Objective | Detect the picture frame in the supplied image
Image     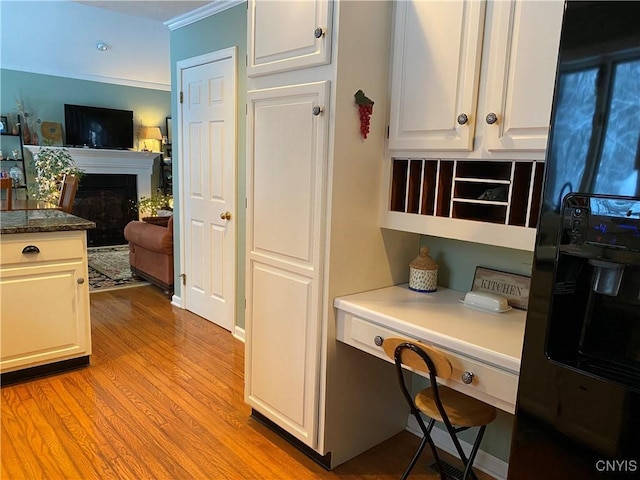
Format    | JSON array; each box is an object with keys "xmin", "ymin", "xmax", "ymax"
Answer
[
  {"xmin": 471, "ymin": 266, "xmax": 531, "ymax": 310},
  {"xmin": 0, "ymin": 116, "xmax": 7, "ymax": 133},
  {"xmin": 166, "ymin": 117, "xmax": 172, "ymax": 144}
]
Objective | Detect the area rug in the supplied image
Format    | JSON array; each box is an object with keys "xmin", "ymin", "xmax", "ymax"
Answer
[{"xmin": 87, "ymin": 245, "xmax": 149, "ymax": 292}]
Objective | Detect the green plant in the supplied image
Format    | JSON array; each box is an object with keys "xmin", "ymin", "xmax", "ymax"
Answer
[
  {"xmin": 28, "ymin": 147, "xmax": 83, "ymax": 203},
  {"xmin": 136, "ymin": 192, "xmax": 173, "ymax": 218}
]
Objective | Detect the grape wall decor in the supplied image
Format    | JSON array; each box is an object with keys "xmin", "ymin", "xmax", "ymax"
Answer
[{"xmin": 354, "ymin": 90, "xmax": 374, "ymax": 139}]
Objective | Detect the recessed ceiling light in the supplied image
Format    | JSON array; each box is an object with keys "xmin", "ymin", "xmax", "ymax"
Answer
[{"xmin": 96, "ymin": 41, "xmax": 110, "ymax": 52}]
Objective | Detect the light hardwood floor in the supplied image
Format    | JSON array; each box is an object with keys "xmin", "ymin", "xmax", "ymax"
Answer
[{"xmin": 1, "ymin": 285, "xmax": 495, "ymax": 479}]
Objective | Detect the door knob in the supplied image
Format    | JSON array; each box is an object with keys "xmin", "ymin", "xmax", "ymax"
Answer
[{"xmin": 220, "ymin": 211, "xmax": 231, "ymax": 220}]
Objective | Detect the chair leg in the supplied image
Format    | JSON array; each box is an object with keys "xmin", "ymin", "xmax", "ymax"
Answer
[
  {"xmin": 461, "ymin": 425, "xmax": 487, "ymax": 480},
  {"xmin": 402, "ymin": 414, "xmax": 446, "ymax": 480}
]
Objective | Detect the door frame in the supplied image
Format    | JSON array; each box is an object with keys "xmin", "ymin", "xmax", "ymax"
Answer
[{"xmin": 175, "ymin": 47, "xmax": 237, "ymax": 329}]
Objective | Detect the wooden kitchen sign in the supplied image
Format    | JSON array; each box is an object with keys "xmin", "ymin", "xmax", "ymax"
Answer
[{"xmin": 471, "ymin": 267, "xmax": 531, "ymax": 310}]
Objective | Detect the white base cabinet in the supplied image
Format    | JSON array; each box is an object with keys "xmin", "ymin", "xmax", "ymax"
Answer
[{"xmin": 1, "ymin": 230, "xmax": 92, "ymax": 374}]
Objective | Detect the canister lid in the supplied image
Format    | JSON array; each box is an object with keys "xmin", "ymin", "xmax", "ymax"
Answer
[{"xmin": 410, "ymin": 247, "xmax": 438, "ymax": 270}]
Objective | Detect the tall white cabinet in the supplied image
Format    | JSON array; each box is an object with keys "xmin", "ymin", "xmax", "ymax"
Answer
[{"xmin": 245, "ymin": 0, "xmax": 419, "ymax": 468}]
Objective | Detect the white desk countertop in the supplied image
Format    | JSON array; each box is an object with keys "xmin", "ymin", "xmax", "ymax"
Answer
[{"xmin": 334, "ymin": 284, "xmax": 526, "ymax": 374}]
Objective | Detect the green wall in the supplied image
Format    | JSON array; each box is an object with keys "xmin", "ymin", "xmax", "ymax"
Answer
[
  {"xmin": 0, "ymin": 69, "xmax": 170, "ymax": 140},
  {"xmin": 169, "ymin": 4, "xmax": 247, "ymax": 329}
]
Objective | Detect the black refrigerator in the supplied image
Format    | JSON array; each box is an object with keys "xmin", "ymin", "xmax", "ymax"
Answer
[{"xmin": 507, "ymin": 2, "xmax": 640, "ymax": 479}]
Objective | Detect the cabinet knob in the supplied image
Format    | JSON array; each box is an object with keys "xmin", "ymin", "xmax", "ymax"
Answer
[
  {"xmin": 220, "ymin": 211, "xmax": 231, "ymax": 220},
  {"xmin": 314, "ymin": 27, "xmax": 325, "ymax": 39},
  {"xmin": 77, "ymin": 278, "xmax": 85, "ymax": 285},
  {"xmin": 374, "ymin": 335, "xmax": 384, "ymax": 347},
  {"xmin": 312, "ymin": 106, "xmax": 324, "ymax": 116},
  {"xmin": 457, "ymin": 113, "xmax": 469, "ymax": 125},
  {"xmin": 461, "ymin": 371, "xmax": 474, "ymax": 384},
  {"xmin": 21, "ymin": 245, "xmax": 40, "ymax": 254},
  {"xmin": 485, "ymin": 112, "xmax": 498, "ymax": 125}
]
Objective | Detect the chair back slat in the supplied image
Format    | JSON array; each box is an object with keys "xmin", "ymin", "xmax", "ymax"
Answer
[
  {"xmin": 58, "ymin": 174, "xmax": 79, "ymax": 213},
  {"xmin": 383, "ymin": 337, "xmax": 453, "ymax": 379},
  {"xmin": 0, "ymin": 178, "xmax": 13, "ymax": 211}
]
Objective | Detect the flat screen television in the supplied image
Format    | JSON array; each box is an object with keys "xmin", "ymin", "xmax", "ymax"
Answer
[{"xmin": 64, "ymin": 104, "xmax": 134, "ymax": 149}]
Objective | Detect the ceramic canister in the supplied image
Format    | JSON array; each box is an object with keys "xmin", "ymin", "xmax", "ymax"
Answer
[{"xmin": 409, "ymin": 246, "xmax": 438, "ymax": 292}]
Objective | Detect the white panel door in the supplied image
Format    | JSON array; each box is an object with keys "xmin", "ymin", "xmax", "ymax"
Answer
[
  {"xmin": 388, "ymin": 0, "xmax": 485, "ymax": 151},
  {"xmin": 180, "ymin": 49, "xmax": 236, "ymax": 331},
  {"xmin": 482, "ymin": 0, "xmax": 564, "ymax": 153},
  {"xmin": 245, "ymin": 81, "xmax": 329, "ymax": 448},
  {"xmin": 247, "ymin": 0, "xmax": 332, "ymax": 77}
]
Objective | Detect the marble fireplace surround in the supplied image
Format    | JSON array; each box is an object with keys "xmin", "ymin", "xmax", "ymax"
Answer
[{"xmin": 24, "ymin": 146, "xmax": 155, "ymax": 205}]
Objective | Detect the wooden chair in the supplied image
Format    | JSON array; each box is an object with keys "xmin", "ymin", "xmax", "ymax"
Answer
[
  {"xmin": 58, "ymin": 174, "xmax": 79, "ymax": 213},
  {"xmin": 1, "ymin": 177, "xmax": 13, "ymax": 211},
  {"xmin": 383, "ymin": 338, "xmax": 497, "ymax": 480}
]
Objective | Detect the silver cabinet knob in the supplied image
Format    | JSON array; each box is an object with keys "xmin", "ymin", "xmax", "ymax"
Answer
[
  {"xmin": 457, "ymin": 113, "xmax": 469, "ymax": 125},
  {"xmin": 486, "ymin": 112, "xmax": 498, "ymax": 125},
  {"xmin": 77, "ymin": 278, "xmax": 85, "ymax": 285},
  {"xmin": 374, "ymin": 335, "xmax": 384, "ymax": 347},
  {"xmin": 461, "ymin": 371, "xmax": 474, "ymax": 384},
  {"xmin": 312, "ymin": 106, "xmax": 324, "ymax": 116},
  {"xmin": 314, "ymin": 27, "xmax": 325, "ymax": 39}
]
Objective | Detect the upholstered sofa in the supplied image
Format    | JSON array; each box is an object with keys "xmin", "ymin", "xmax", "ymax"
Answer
[{"xmin": 123, "ymin": 216, "xmax": 174, "ymax": 295}]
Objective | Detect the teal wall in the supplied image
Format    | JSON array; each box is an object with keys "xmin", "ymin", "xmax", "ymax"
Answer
[
  {"xmin": 0, "ymin": 69, "xmax": 170, "ymax": 188},
  {"xmin": 169, "ymin": 4, "xmax": 247, "ymax": 329},
  {"xmin": 0, "ymin": 69, "xmax": 170, "ymax": 141},
  {"xmin": 415, "ymin": 235, "xmax": 533, "ymax": 463}
]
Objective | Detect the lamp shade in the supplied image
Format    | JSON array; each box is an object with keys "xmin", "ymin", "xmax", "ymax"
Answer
[{"xmin": 140, "ymin": 126, "xmax": 163, "ymax": 141}]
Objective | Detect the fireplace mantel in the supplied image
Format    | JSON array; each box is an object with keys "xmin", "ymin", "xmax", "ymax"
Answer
[{"xmin": 24, "ymin": 146, "xmax": 156, "ymax": 202}]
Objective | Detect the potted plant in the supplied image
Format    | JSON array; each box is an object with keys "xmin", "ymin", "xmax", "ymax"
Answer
[
  {"xmin": 136, "ymin": 192, "xmax": 173, "ymax": 223},
  {"xmin": 28, "ymin": 147, "xmax": 83, "ymax": 203}
]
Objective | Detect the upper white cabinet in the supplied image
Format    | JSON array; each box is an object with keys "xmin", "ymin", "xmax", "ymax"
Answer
[
  {"xmin": 247, "ymin": 0, "xmax": 333, "ymax": 77},
  {"xmin": 388, "ymin": 0, "xmax": 485, "ymax": 151},
  {"xmin": 388, "ymin": 0, "xmax": 564, "ymax": 158},
  {"xmin": 482, "ymin": 0, "xmax": 565, "ymax": 153}
]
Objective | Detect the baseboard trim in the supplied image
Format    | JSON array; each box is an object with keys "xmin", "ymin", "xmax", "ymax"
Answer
[
  {"xmin": 406, "ymin": 415, "xmax": 508, "ymax": 480},
  {"xmin": 233, "ymin": 326, "xmax": 245, "ymax": 343},
  {"xmin": 171, "ymin": 294, "xmax": 182, "ymax": 308}
]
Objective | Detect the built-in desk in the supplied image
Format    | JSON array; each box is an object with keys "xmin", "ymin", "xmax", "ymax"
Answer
[{"xmin": 334, "ymin": 284, "xmax": 526, "ymax": 414}]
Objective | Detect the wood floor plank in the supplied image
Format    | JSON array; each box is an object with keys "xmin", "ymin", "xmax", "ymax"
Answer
[{"xmin": 1, "ymin": 285, "xmax": 495, "ymax": 480}]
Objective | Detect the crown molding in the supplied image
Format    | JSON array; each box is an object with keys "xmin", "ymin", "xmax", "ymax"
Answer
[
  {"xmin": 166, "ymin": 0, "xmax": 246, "ymax": 30},
  {"xmin": 1, "ymin": 64, "xmax": 171, "ymax": 92}
]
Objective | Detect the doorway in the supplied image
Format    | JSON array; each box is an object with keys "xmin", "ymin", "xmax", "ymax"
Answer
[{"xmin": 177, "ymin": 47, "xmax": 237, "ymax": 331}]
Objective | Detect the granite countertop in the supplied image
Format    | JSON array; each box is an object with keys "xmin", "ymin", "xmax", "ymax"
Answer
[{"xmin": 0, "ymin": 210, "xmax": 96, "ymax": 234}]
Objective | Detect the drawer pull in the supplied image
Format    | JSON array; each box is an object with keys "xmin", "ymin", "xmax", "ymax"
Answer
[
  {"xmin": 374, "ymin": 335, "xmax": 384, "ymax": 347},
  {"xmin": 77, "ymin": 278, "xmax": 85, "ymax": 285},
  {"xmin": 21, "ymin": 245, "xmax": 40, "ymax": 254},
  {"xmin": 461, "ymin": 371, "xmax": 474, "ymax": 384}
]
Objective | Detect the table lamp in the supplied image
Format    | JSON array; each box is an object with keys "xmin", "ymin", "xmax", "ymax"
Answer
[{"xmin": 139, "ymin": 126, "xmax": 163, "ymax": 152}]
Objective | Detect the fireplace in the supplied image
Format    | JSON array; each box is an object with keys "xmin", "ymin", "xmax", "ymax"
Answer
[
  {"xmin": 73, "ymin": 174, "xmax": 137, "ymax": 246},
  {"xmin": 24, "ymin": 146, "xmax": 156, "ymax": 246}
]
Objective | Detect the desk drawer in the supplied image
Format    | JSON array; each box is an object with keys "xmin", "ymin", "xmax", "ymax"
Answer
[
  {"xmin": 336, "ymin": 311, "xmax": 518, "ymax": 414},
  {"xmin": 0, "ymin": 231, "xmax": 85, "ymax": 265}
]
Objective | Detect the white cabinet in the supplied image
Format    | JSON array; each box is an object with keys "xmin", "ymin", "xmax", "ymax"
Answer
[
  {"xmin": 482, "ymin": 0, "xmax": 565, "ymax": 153},
  {"xmin": 0, "ymin": 231, "xmax": 92, "ymax": 374},
  {"xmin": 245, "ymin": 81, "xmax": 329, "ymax": 447},
  {"xmin": 245, "ymin": 0, "xmax": 420, "ymax": 469},
  {"xmin": 388, "ymin": 0, "xmax": 563, "ymax": 158},
  {"xmin": 247, "ymin": 0, "xmax": 333, "ymax": 77},
  {"xmin": 388, "ymin": 0, "xmax": 485, "ymax": 151}
]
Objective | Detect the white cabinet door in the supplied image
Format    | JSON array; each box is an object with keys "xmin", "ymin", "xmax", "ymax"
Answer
[
  {"xmin": 247, "ymin": 0, "xmax": 332, "ymax": 77},
  {"xmin": 482, "ymin": 0, "xmax": 564, "ymax": 153},
  {"xmin": 388, "ymin": 0, "xmax": 486, "ymax": 151},
  {"xmin": 245, "ymin": 81, "xmax": 329, "ymax": 448},
  {"xmin": 0, "ymin": 232, "xmax": 91, "ymax": 373}
]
